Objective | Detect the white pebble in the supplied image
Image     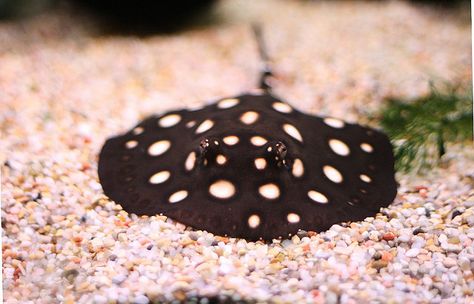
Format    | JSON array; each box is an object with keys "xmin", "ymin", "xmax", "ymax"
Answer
[
  {"xmin": 133, "ymin": 295, "xmax": 150, "ymax": 304},
  {"xmin": 405, "ymin": 248, "xmax": 420, "ymax": 257}
]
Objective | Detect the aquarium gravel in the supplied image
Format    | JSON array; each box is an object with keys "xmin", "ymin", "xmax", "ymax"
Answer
[{"xmin": 1, "ymin": 0, "xmax": 472, "ymax": 303}]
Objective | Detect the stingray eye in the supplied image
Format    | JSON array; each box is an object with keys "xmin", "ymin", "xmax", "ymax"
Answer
[
  {"xmin": 99, "ymin": 94, "xmax": 397, "ymax": 242},
  {"xmin": 265, "ymin": 141, "xmax": 290, "ymax": 169}
]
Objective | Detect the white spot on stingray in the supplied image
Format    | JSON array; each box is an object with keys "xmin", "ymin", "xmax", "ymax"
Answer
[
  {"xmin": 223, "ymin": 135, "xmax": 239, "ymax": 146},
  {"xmin": 328, "ymin": 139, "xmax": 350, "ymax": 156},
  {"xmin": 186, "ymin": 120, "xmax": 196, "ymax": 128},
  {"xmin": 248, "ymin": 214, "xmax": 260, "ymax": 228},
  {"xmin": 272, "ymin": 102, "xmax": 293, "ymax": 113},
  {"xmin": 125, "ymin": 140, "xmax": 138, "ymax": 149},
  {"xmin": 308, "ymin": 190, "xmax": 329, "ymax": 204},
  {"xmin": 132, "ymin": 127, "xmax": 144, "ymax": 135},
  {"xmin": 360, "ymin": 174, "xmax": 372, "ymax": 183},
  {"xmin": 216, "ymin": 154, "xmax": 227, "ymax": 165},
  {"xmin": 287, "ymin": 213, "xmax": 300, "ymax": 223},
  {"xmin": 323, "ymin": 165, "xmax": 343, "ymax": 183},
  {"xmin": 209, "ymin": 180, "xmax": 235, "ymax": 199},
  {"xmin": 149, "ymin": 171, "xmax": 170, "ymax": 184},
  {"xmin": 254, "ymin": 158, "xmax": 267, "ymax": 170},
  {"xmin": 185, "ymin": 151, "xmax": 196, "ymax": 171},
  {"xmin": 250, "ymin": 136, "xmax": 267, "ymax": 146},
  {"xmin": 259, "ymin": 183, "xmax": 280, "ymax": 199},
  {"xmin": 159, "ymin": 114, "xmax": 181, "ymax": 128},
  {"xmin": 195, "ymin": 119, "xmax": 214, "ymax": 134},
  {"xmin": 240, "ymin": 111, "xmax": 259, "ymax": 125},
  {"xmin": 217, "ymin": 98, "xmax": 239, "ymax": 109},
  {"xmin": 292, "ymin": 158, "xmax": 304, "ymax": 177},
  {"xmin": 283, "ymin": 124, "xmax": 303, "ymax": 142},
  {"xmin": 324, "ymin": 118, "xmax": 345, "ymax": 129},
  {"xmin": 148, "ymin": 140, "xmax": 171, "ymax": 156},
  {"xmin": 168, "ymin": 190, "xmax": 188, "ymax": 203},
  {"xmin": 360, "ymin": 143, "xmax": 374, "ymax": 153}
]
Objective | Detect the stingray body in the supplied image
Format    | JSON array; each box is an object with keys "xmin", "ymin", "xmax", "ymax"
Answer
[
  {"xmin": 98, "ymin": 26, "xmax": 397, "ymax": 241},
  {"xmin": 99, "ymin": 93, "xmax": 397, "ymax": 241}
]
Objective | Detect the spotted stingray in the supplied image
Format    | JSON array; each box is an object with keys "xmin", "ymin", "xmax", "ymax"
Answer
[{"xmin": 98, "ymin": 27, "xmax": 397, "ymax": 241}]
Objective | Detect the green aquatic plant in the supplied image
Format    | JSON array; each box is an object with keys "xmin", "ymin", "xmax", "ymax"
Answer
[{"xmin": 379, "ymin": 85, "xmax": 473, "ymax": 173}]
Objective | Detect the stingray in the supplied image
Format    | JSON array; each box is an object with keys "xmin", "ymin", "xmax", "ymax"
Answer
[{"xmin": 98, "ymin": 26, "xmax": 397, "ymax": 241}]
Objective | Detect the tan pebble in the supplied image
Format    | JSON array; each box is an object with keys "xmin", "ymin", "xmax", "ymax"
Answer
[
  {"xmin": 103, "ymin": 237, "xmax": 115, "ymax": 247},
  {"xmin": 156, "ymin": 238, "xmax": 171, "ymax": 247},
  {"xmin": 215, "ymin": 236, "xmax": 229, "ymax": 243},
  {"xmin": 195, "ymin": 262, "xmax": 211, "ymax": 272},
  {"xmin": 36, "ymin": 251, "xmax": 45, "ymax": 260},
  {"xmin": 46, "ymin": 264, "xmax": 55, "ymax": 273},
  {"xmin": 124, "ymin": 261, "xmax": 134, "ymax": 270},
  {"xmin": 64, "ymin": 298, "xmax": 75, "ymax": 304},
  {"xmin": 292, "ymin": 235, "xmax": 301, "ymax": 244},
  {"xmin": 181, "ymin": 239, "xmax": 194, "ymax": 247},
  {"xmin": 117, "ymin": 233, "xmax": 128, "ymax": 242},
  {"xmin": 448, "ymin": 237, "xmax": 460, "ymax": 244},
  {"xmin": 271, "ymin": 253, "xmax": 286, "ymax": 263},
  {"xmin": 172, "ymin": 290, "xmax": 187, "ymax": 301},
  {"xmin": 3, "ymin": 249, "xmax": 18, "ymax": 259},
  {"xmin": 269, "ymin": 263, "xmax": 284, "ymax": 272},
  {"xmin": 371, "ymin": 260, "xmax": 388, "ymax": 271},
  {"xmin": 459, "ymin": 257, "xmax": 471, "ymax": 271}
]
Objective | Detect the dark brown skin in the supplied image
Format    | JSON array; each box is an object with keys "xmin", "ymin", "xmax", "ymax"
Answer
[{"xmin": 98, "ymin": 93, "xmax": 397, "ymax": 241}]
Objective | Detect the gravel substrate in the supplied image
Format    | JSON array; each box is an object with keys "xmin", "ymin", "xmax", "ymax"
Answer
[{"xmin": 1, "ymin": 0, "xmax": 473, "ymax": 303}]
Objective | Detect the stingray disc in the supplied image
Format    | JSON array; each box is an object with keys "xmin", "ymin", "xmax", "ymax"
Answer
[{"xmin": 98, "ymin": 93, "xmax": 397, "ymax": 241}]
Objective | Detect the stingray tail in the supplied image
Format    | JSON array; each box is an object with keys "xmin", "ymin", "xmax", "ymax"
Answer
[{"xmin": 252, "ymin": 24, "xmax": 273, "ymax": 93}]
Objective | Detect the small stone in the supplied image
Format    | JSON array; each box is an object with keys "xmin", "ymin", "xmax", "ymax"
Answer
[
  {"xmin": 112, "ymin": 274, "xmax": 127, "ymax": 285},
  {"xmin": 413, "ymin": 228, "xmax": 425, "ymax": 235},
  {"xmin": 93, "ymin": 295, "xmax": 108, "ymax": 304},
  {"xmin": 189, "ymin": 232, "xmax": 199, "ymax": 241},
  {"xmin": 382, "ymin": 232, "xmax": 395, "ymax": 241},
  {"xmin": 459, "ymin": 257, "xmax": 471, "ymax": 271},
  {"xmin": 398, "ymin": 233, "xmax": 411, "ymax": 243},
  {"xmin": 62, "ymin": 269, "xmax": 79, "ymax": 282},
  {"xmin": 371, "ymin": 260, "xmax": 388, "ymax": 271},
  {"xmin": 381, "ymin": 251, "xmax": 393, "ymax": 262},
  {"xmin": 133, "ymin": 295, "xmax": 150, "ymax": 304},
  {"xmin": 443, "ymin": 257, "xmax": 457, "ymax": 268},
  {"xmin": 369, "ymin": 231, "xmax": 379, "ymax": 241},
  {"xmin": 405, "ymin": 248, "xmax": 420, "ymax": 257},
  {"xmin": 296, "ymin": 230, "xmax": 308, "ymax": 238},
  {"xmin": 448, "ymin": 237, "xmax": 460, "ymax": 244},
  {"xmin": 373, "ymin": 252, "xmax": 382, "ymax": 260},
  {"xmin": 451, "ymin": 209, "xmax": 463, "ymax": 219}
]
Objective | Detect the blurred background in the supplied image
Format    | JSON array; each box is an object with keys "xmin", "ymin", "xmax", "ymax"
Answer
[
  {"xmin": 0, "ymin": 0, "xmax": 470, "ymax": 32},
  {"xmin": 0, "ymin": 0, "xmax": 471, "ymax": 127}
]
